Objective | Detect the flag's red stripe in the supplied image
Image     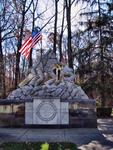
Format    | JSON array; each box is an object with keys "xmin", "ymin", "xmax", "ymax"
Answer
[
  {"xmin": 24, "ymin": 50, "xmax": 30, "ymax": 60},
  {"xmin": 19, "ymin": 37, "xmax": 32, "ymax": 52},
  {"xmin": 32, "ymin": 36, "xmax": 42, "ymax": 47},
  {"xmin": 32, "ymin": 33, "xmax": 41, "ymax": 43},
  {"xmin": 22, "ymin": 47, "xmax": 31, "ymax": 60},
  {"xmin": 32, "ymin": 34, "xmax": 42, "ymax": 47},
  {"xmin": 19, "ymin": 31, "xmax": 42, "ymax": 60},
  {"xmin": 21, "ymin": 46, "xmax": 31, "ymax": 55},
  {"xmin": 21, "ymin": 41, "xmax": 32, "ymax": 54},
  {"xmin": 33, "ymin": 34, "xmax": 42, "ymax": 43}
]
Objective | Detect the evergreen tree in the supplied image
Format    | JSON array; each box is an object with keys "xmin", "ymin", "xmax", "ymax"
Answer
[{"xmin": 78, "ymin": 0, "xmax": 113, "ymax": 106}]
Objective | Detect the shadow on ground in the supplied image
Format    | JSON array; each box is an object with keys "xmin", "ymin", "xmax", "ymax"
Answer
[{"xmin": 78, "ymin": 118, "xmax": 113, "ymax": 150}]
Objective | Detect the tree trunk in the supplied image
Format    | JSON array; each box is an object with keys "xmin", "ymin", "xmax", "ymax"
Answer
[
  {"xmin": 29, "ymin": 3, "xmax": 35, "ymax": 68},
  {"xmin": 53, "ymin": 0, "xmax": 58, "ymax": 55},
  {"xmin": 98, "ymin": 0, "xmax": 105, "ymax": 107},
  {"xmin": 15, "ymin": 4, "xmax": 26, "ymax": 88},
  {"xmin": 29, "ymin": 49, "xmax": 33, "ymax": 68},
  {"xmin": 59, "ymin": 0, "xmax": 65, "ymax": 62},
  {"xmin": 65, "ymin": 0, "xmax": 73, "ymax": 69},
  {"xmin": 0, "ymin": 27, "xmax": 6, "ymax": 98}
]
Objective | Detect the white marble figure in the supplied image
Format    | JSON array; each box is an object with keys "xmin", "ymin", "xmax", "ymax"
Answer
[
  {"xmin": 19, "ymin": 49, "xmax": 76, "ymax": 87},
  {"xmin": 19, "ymin": 50, "xmax": 58, "ymax": 87}
]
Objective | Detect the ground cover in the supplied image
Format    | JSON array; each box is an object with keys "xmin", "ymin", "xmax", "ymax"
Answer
[{"xmin": 0, "ymin": 142, "xmax": 77, "ymax": 150}]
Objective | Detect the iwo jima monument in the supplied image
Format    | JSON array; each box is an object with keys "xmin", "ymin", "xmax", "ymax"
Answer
[{"xmin": 7, "ymin": 49, "xmax": 97, "ymax": 127}]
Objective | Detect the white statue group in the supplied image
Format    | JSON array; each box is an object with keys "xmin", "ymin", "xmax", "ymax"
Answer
[{"xmin": 19, "ymin": 49, "xmax": 75, "ymax": 87}]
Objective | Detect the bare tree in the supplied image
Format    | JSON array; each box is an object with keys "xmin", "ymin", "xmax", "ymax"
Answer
[
  {"xmin": 28, "ymin": 0, "xmax": 39, "ymax": 68},
  {"xmin": 53, "ymin": 0, "xmax": 59, "ymax": 55},
  {"xmin": 13, "ymin": 0, "xmax": 33, "ymax": 88},
  {"xmin": 0, "ymin": 0, "xmax": 15, "ymax": 97},
  {"xmin": 0, "ymin": 26, "xmax": 5, "ymax": 98},
  {"xmin": 59, "ymin": 0, "xmax": 65, "ymax": 61},
  {"xmin": 65, "ymin": 0, "xmax": 73, "ymax": 69}
]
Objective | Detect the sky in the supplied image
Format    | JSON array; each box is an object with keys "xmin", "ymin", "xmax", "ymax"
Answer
[
  {"xmin": 4, "ymin": 0, "xmax": 88, "ymax": 61},
  {"xmin": 38, "ymin": 0, "xmax": 87, "ymax": 33},
  {"xmin": 34, "ymin": 0, "xmax": 88, "ymax": 51}
]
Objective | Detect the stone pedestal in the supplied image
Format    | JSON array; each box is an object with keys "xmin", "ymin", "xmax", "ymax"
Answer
[
  {"xmin": 25, "ymin": 98, "xmax": 69, "ymax": 125},
  {"xmin": 25, "ymin": 102, "xmax": 33, "ymax": 124}
]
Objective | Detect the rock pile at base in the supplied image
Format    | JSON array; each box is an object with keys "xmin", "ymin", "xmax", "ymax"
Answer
[{"xmin": 8, "ymin": 80, "xmax": 89, "ymax": 100}]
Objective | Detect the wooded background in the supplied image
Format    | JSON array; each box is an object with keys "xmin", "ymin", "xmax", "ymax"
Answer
[{"xmin": 0, "ymin": 0, "xmax": 113, "ymax": 107}]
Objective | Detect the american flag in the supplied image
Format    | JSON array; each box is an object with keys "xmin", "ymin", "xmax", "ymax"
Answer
[{"xmin": 19, "ymin": 29, "xmax": 42, "ymax": 60}]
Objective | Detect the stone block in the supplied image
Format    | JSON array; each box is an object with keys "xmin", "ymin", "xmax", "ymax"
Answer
[
  {"xmin": 25, "ymin": 102, "xmax": 33, "ymax": 124},
  {"xmin": 61, "ymin": 102, "xmax": 69, "ymax": 124},
  {"xmin": 25, "ymin": 98, "xmax": 69, "ymax": 125}
]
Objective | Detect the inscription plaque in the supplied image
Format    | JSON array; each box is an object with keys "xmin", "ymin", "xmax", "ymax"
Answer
[{"xmin": 25, "ymin": 98, "xmax": 69, "ymax": 125}]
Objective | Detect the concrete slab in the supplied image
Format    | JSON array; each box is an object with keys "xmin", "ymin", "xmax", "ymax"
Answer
[
  {"xmin": 0, "ymin": 119, "xmax": 112, "ymax": 150},
  {"xmin": 0, "ymin": 128, "xmax": 105, "ymax": 144}
]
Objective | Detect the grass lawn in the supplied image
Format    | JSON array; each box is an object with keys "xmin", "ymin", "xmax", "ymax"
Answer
[{"xmin": 0, "ymin": 142, "xmax": 77, "ymax": 150}]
